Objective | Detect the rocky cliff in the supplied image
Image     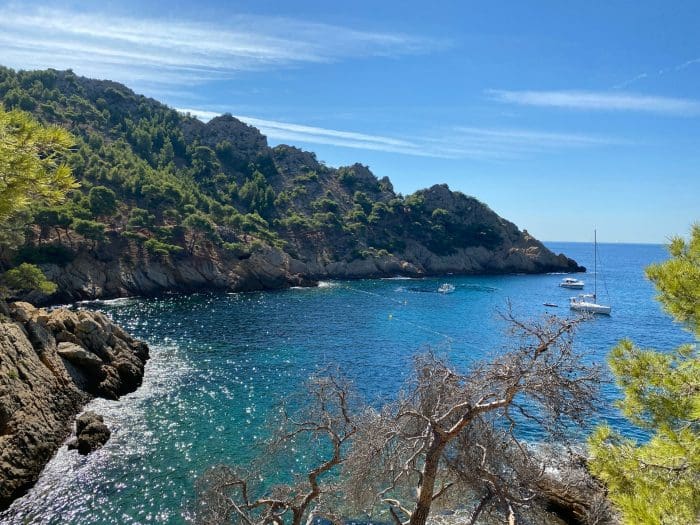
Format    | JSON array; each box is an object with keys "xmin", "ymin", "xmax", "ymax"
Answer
[
  {"xmin": 38, "ymin": 224, "xmax": 579, "ymax": 303},
  {"xmin": 0, "ymin": 302, "xmax": 149, "ymax": 510}
]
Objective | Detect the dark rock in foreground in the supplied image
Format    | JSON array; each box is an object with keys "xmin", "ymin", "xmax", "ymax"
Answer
[
  {"xmin": 0, "ymin": 302, "xmax": 148, "ymax": 510},
  {"xmin": 67, "ymin": 411, "xmax": 111, "ymax": 455}
]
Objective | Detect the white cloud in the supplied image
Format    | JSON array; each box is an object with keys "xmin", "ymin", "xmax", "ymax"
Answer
[
  {"xmin": 178, "ymin": 109, "xmax": 621, "ymax": 160},
  {"xmin": 179, "ymin": 109, "xmax": 222, "ymax": 121},
  {"xmin": 0, "ymin": 4, "xmax": 440, "ymax": 87},
  {"xmin": 238, "ymin": 116, "xmax": 418, "ymax": 149},
  {"xmin": 488, "ymin": 89, "xmax": 700, "ymax": 116}
]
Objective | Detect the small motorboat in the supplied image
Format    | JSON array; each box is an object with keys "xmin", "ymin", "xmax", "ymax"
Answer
[
  {"xmin": 559, "ymin": 277, "xmax": 584, "ymax": 289},
  {"xmin": 437, "ymin": 283, "xmax": 455, "ymax": 294}
]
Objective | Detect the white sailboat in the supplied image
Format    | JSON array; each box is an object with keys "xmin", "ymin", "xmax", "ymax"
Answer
[{"xmin": 570, "ymin": 230, "xmax": 611, "ymax": 315}]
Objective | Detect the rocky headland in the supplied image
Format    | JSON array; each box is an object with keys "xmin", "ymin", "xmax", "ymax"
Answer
[
  {"xmin": 0, "ymin": 301, "xmax": 149, "ymax": 510},
  {"xmin": 0, "ymin": 67, "xmax": 583, "ymax": 305},
  {"xmin": 40, "ymin": 222, "xmax": 582, "ymax": 303}
]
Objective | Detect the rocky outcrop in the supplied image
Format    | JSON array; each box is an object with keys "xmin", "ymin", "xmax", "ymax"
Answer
[
  {"xmin": 36, "ymin": 230, "xmax": 580, "ymax": 303},
  {"xmin": 35, "ymin": 242, "xmax": 572, "ymax": 303},
  {"xmin": 0, "ymin": 302, "xmax": 148, "ymax": 510},
  {"xmin": 536, "ymin": 454, "xmax": 614, "ymax": 525},
  {"xmin": 67, "ymin": 411, "xmax": 111, "ymax": 455}
]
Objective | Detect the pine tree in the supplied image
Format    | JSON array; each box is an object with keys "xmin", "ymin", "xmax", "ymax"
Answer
[
  {"xmin": 588, "ymin": 224, "xmax": 700, "ymax": 524},
  {"xmin": 0, "ymin": 105, "xmax": 76, "ymax": 297},
  {"xmin": 0, "ymin": 105, "xmax": 77, "ymax": 250}
]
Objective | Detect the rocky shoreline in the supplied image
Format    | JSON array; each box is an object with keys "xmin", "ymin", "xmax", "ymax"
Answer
[
  {"xmin": 36, "ymin": 231, "xmax": 583, "ymax": 305},
  {"xmin": 0, "ymin": 301, "xmax": 149, "ymax": 510}
]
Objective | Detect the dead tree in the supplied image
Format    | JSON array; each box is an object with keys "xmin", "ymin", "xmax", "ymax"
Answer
[
  {"xmin": 194, "ymin": 312, "xmax": 602, "ymax": 525},
  {"xmin": 343, "ymin": 311, "xmax": 600, "ymax": 525},
  {"xmin": 192, "ymin": 374, "xmax": 356, "ymax": 525}
]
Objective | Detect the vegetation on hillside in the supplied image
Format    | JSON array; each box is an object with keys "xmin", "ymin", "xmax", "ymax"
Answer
[
  {"xmin": 0, "ymin": 66, "xmax": 516, "ymax": 283},
  {"xmin": 589, "ymin": 224, "xmax": 700, "ymax": 524}
]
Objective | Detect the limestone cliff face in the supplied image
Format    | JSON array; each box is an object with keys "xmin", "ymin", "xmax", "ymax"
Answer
[
  {"xmin": 0, "ymin": 302, "xmax": 148, "ymax": 510},
  {"xmin": 36, "ymin": 233, "xmax": 579, "ymax": 303}
]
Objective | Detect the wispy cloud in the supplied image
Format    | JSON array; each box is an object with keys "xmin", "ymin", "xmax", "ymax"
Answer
[
  {"xmin": 613, "ymin": 57, "xmax": 700, "ymax": 89},
  {"xmin": 488, "ymin": 89, "xmax": 700, "ymax": 116},
  {"xmin": 0, "ymin": 4, "xmax": 440, "ymax": 87},
  {"xmin": 178, "ymin": 108, "xmax": 622, "ymax": 160},
  {"xmin": 178, "ymin": 109, "xmax": 435, "ymax": 157},
  {"xmin": 612, "ymin": 73, "xmax": 648, "ymax": 90},
  {"xmin": 674, "ymin": 57, "xmax": 700, "ymax": 73}
]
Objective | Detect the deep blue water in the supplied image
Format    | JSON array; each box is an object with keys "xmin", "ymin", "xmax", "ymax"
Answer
[{"xmin": 1, "ymin": 242, "xmax": 693, "ymax": 524}]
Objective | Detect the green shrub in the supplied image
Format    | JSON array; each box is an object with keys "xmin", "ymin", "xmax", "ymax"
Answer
[
  {"xmin": 144, "ymin": 238, "xmax": 183, "ymax": 257},
  {"xmin": 88, "ymin": 185, "xmax": 117, "ymax": 216},
  {"xmin": 121, "ymin": 231, "xmax": 148, "ymax": 242},
  {"xmin": 73, "ymin": 218, "xmax": 106, "ymax": 243},
  {"xmin": 1, "ymin": 263, "xmax": 57, "ymax": 295},
  {"xmin": 292, "ymin": 171, "xmax": 319, "ymax": 184},
  {"xmin": 127, "ymin": 207, "xmax": 155, "ymax": 229},
  {"xmin": 311, "ymin": 197, "xmax": 339, "ymax": 213}
]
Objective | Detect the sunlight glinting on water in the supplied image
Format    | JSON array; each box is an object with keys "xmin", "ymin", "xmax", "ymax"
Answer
[{"xmin": 1, "ymin": 243, "xmax": 693, "ymax": 524}]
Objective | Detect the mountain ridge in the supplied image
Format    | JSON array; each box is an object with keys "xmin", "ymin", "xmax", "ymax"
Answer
[{"xmin": 0, "ymin": 66, "xmax": 583, "ymax": 302}]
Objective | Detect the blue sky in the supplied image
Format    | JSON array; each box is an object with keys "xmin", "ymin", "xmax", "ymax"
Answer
[{"xmin": 1, "ymin": 1, "xmax": 698, "ymax": 243}]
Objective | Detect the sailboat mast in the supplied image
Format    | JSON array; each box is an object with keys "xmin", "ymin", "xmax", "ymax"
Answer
[{"xmin": 594, "ymin": 229, "xmax": 597, "ymax": 300}]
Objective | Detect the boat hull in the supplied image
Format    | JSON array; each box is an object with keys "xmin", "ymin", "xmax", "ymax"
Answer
[
  {"xmin": 570, "ymin": 302, "xmax": 611, "ymax": 315},
  {"xmin": 560, "ymin": 283, "xmax": 584, "ymax": 289}
]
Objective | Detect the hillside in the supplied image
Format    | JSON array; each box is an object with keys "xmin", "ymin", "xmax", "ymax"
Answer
[{"xmin": 0, "ymin": 67, "xmax": 582, "ymax": 301}]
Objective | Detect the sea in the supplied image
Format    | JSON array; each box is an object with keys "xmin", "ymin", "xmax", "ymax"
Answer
[{"xmin": 1, "ymin": 242, "xmax": 694, "ymax": 524}]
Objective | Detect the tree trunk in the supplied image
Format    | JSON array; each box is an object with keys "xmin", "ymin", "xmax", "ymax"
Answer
[{"xmin": 408, "ymin": 436, "xmax": 446, "ymax": 525}]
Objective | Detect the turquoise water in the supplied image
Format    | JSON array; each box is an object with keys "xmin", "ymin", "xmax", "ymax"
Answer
[{"xmin": 1, "ymin": 242, "xmax": 693, "ymax": 524}]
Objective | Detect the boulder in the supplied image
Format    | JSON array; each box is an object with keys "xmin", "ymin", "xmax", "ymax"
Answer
[
  {"xmin": 67, "ymin": 411, "xmax": 111, "ymax": 455},
  {"xmin": 57, "ymin": 342, "xmax": 103, "ymax": 368}
]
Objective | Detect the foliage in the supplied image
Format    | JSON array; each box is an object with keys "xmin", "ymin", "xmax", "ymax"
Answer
[
  {"xmin": 310, "ymin": 196, "xmax": 339, "ymax": 214},
  {"xmin": 127, "ymin": 207, "xmax": 155, "ymax": 229},
  {"xmin": 0, "ymin": 103, "xmax": 76, "ymax": 297},
  {"xmin": 73, "ymin": 218, "xmax": 106, "ymax": 243},
  {"xmin": 0, "ymin": 104, "xmax": 76, "ymax": 250},
  {"xmin": 588, "ymin": 224, "xmax": 700, "ymax": 524},
  {"xmin": 646, "ymin": 223, "xmax": 700, "ymax": 333},
  {"xmin": 238, "ymin": 171, "xmax": 275, "ymax": 217},
  {"xmin": 0, "ymin": 105, "xmax": 76, "ymax": 224},
  {"xmin": 144, "ymin": 238, "xmax": 183, "ymax": 257},
  {"xmin": 1, "ymin": 262, "xmax": 57, "ymax": 296},
  {"xmin": 15, "ymin": 244, "xmax": 75, "ymax": 265},
  {"xmin": 88, "ymin": 185, "xmax": 118, "ymax": 216},
  {"xmin": 183, "ymin": 212, "xmax": 219, "ymax": 251}
]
